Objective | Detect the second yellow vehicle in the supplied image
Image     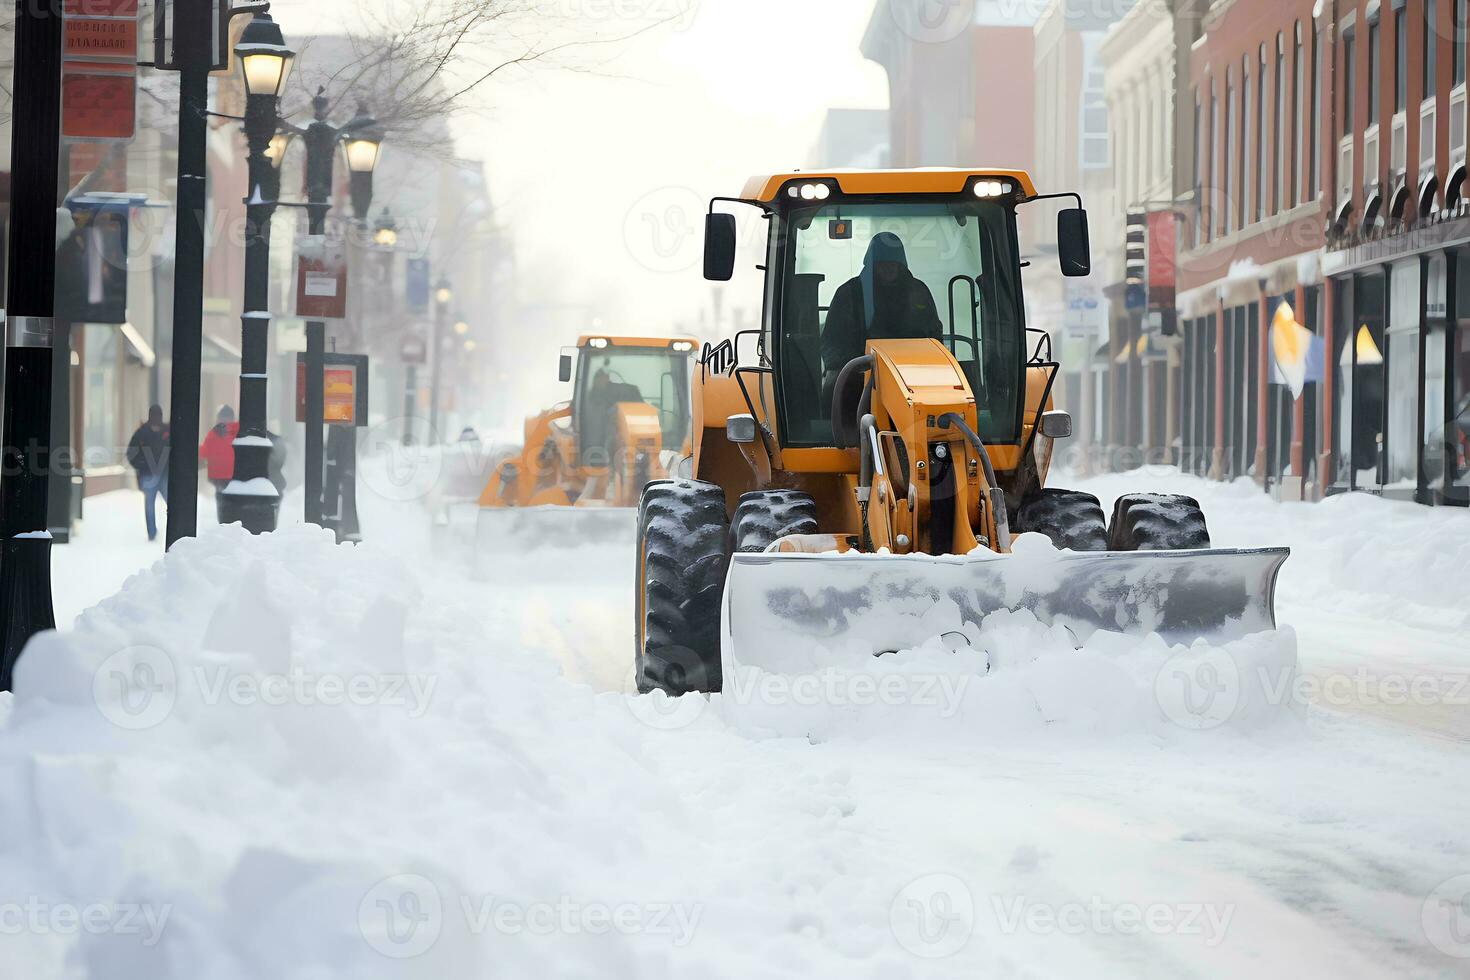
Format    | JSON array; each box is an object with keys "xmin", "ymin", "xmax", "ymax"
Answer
[{"xmin": 476, "ymin": 335, "xmax": 697, "ymax": 556}]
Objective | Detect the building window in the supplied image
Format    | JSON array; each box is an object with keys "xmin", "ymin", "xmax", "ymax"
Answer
[
  {"xmin": 1225, "ymin": 73, "xmax": 1235, "ymax": 235},
  {"xmin": 1368, "ymin": 18, "xmax": 1380, "ymax": 127},
  {"xmin": 1293, "ymin": 23, "xmax": 1303, "ymax": 206},
  {"xmin": 1209, "ymin": 81, "xmax": 1218, "ymax": 242},
  {"xmin": 1311, "ymin": 27, "xmax": 1321, "ymax": 198},
  {"xmin": 1193, "ymin": 89, "xmax": 1202, "ymax": 245},
  {"xmin": 1257, "ymin": 46, "xmax": 1267, "ymax": 220},
  {"xmin": 1426, "ymin": 0, "xmax": 1438, "ymax": 101},
  {"xmin": 1241, "ymin": 58, "xmax": 1251, "ymax": 229},
  {"xmin": 1275, "ymin": 35, "xmax": 1284, "ymax": 213},
  {"xmin": 1456, "ymin": 0, "xmax": 1466, "ymax": 85},
  {"xmin": 1395, "ymin": 7, "xmax": 1407, "ymax": 111},
  {"xmin": 1343, "ymin": 28, "xmax": 1356, "ymax": 138}
]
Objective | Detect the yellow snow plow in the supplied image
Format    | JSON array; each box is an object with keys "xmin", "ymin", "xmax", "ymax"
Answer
[
  {"xmin": 476, "ymin": 335, "xmax": 696, "ymax": 570},
  {"xmin": 633, "ymin": 169, "xmax": 1289, "ymax": 694}
]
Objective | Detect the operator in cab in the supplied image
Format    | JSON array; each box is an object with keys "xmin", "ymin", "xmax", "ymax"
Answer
[{"xmin": 821, "ymin": 231, "xmax": 943, "ymax": 375}]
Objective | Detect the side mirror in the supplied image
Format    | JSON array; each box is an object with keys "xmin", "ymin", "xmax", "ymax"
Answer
[
  {"xmin": 1040, "ymin": 410, "xmax": 1073, "ymax": 439},
  {"xmin": 704, "ymin": 212, "xmax": 737, "ymax": 282},
  {"xmin": 725, "ymin": 413, "xmax": 757, "ymax": 444},
  {"xmin": 1057, "ymin": 208, "xmax": 1091, "ymax": 278},
  {"xmin": 558, "ymin": 353, "xmax": 573, "ymax": 383}
]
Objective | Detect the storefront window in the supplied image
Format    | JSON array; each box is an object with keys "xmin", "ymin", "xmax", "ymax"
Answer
[
  {"xmin": 1386, "ymin": 259, "xmax": 1421, "ymax": 489},
  {"xmin": 1350, "ymin": 274, "xmax": 1386, "ymax": 487},
  {"xmin": 83, "ymin": 325, "xmax": 120, "ymax": 471},
  {"xmin": 1452, "ymin": 251, "xmax": 1470, "ymax": 496}
]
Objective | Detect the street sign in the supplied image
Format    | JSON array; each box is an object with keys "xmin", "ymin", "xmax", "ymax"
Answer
[
  {"xmin": 62, "ymin": 63, "xmax": 137, "ymax": 141},
  {"xmin": 296, "ymin": 353, "xmax": 371, "ymax": 427},
  {"xmin": 401, "ymin": 333, "xmax": 427, "ymax": 365},
  {"xmin": 62, "ymin": 0, "xmax": 139, "ymax": 143},
  {"xmin": 295, "ymin": 236, "xmax": 349, "ymax": 320}
]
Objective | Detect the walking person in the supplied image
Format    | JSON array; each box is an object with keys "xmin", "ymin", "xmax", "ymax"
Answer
[
  {"xmin": 126, "ymin": 405, "xmax": 171, "ymax": 542},
  {"xmin": 200, "ymin": 405, "xmax": 239, "ymax": 522}
]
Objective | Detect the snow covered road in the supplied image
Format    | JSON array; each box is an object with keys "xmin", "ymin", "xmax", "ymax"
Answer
[{"xmin": 5, "ymin": 465, "xmax": 1469, "ymax": 978}]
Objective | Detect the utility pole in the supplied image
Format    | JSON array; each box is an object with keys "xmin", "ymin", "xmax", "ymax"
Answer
[
  {"xmin": 0, "ymin": 0, "xmax": 65, "ymax": 687},
  {"xmin": 430, "ymin": 279, "xmax": 452, "ymax": 442},
  {"xmin": 163, "ymin": 0, "xmax": 216, "ymax": 548},
  {"xmin": 302, "ymin": 90, "xmax": 334, "ymax": 528}
]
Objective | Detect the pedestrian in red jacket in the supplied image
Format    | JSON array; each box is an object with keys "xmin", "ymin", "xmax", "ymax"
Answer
[{"xmin": 200, "ymin": 405, "xmax": 239, "ymax": 520}]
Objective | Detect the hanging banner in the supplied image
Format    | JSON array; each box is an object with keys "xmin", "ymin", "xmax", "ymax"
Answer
[{"xmin": 1146, "ymin": 211, "xmax": 1176, "ymax": 332}]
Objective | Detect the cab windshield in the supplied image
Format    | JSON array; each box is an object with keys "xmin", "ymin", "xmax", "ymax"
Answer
[
  {"xmin": 574, "ymin": 347, "xmax": 691, "ymax": 465},
  {"xmin": 774, "ymin": 199, "xmax": 1025, "ymax": 447}
]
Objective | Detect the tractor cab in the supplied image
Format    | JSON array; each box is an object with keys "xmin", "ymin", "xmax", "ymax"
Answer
[
  {"xmin": 560, "ymin": 336, "xmax": 697, "ymax": 468},
  {"xmin": 703, "ymin": 170, "xmax": 1091, "ymax": 453}
]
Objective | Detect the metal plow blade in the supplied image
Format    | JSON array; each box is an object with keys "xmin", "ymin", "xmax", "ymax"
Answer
[
  {"xmin": 473, "ymin": 506, "xmax": 636, "ymax": 578},
  {"xmin": 721, "ymin": 548, "xmax": 1290, "ymax": 673}
]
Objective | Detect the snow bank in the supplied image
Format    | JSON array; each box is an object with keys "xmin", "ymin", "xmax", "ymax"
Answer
[{"xmin": 715, "ymin": 609, "xmax": 1301, "ymax": 743}]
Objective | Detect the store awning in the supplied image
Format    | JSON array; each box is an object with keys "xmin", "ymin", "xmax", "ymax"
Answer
[{"xmin": 119, "ymin": 321, "xmax": 156, "ymax": 368}]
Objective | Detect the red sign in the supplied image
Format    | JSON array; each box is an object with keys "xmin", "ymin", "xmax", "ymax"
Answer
[
  {"xmin": 296, "ymin": 363, "xmax": 359, "ymax": 425},
  {"xmin": 62, "ymin": 0, "xmax": 138, "ymax": 143},
  {"xmin": 401, "ymin": 334, "xmax": 427, "ymax": 365},
  {"xmin": 64, "ymin": 0, "xmax": 140, "ymax": 15},
  {"xmin": 62, "ymin": 63, "xmax": 136, "ymax": 141},
  {"xmin": 295, "ymin": 237, "xmax": 349, "ymax": 320},
  {"xmin": 64, "ymin": 17, "xmax": 138, "ymax": 59}
]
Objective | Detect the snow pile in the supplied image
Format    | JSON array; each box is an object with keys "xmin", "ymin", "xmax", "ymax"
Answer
[
  {"xmin": 716, "ymin": 609, "xmax": 1301, "ymax": 743},
  {"xmin": 0, "ymin": 524, "xmax": 696, "ymax": 978}
]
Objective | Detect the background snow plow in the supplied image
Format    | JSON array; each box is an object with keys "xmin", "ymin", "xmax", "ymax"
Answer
[
  {"xmin": 632, "ymin": 168, "xmax": 1290, "ymax": 696},
  {"xmin": 475, "ymin": 335, "xmax": 695, "ymax": 574}
]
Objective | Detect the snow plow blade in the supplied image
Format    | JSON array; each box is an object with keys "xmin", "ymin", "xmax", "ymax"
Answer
[
  {"xmin": 473, "ymin": 506, "xmax": 636, "ymax": 577},
  {"xmin": 721, "ymin": 547, "xmax": 1290, "ymax": 673}
]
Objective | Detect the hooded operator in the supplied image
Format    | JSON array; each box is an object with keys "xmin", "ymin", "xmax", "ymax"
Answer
[{"xmin": 821, "ymin": 232, "xmax": 943, "ymax": 374}]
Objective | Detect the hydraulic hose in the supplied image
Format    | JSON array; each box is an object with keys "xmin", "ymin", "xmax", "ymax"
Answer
[
  {"xmin": 831, "ymin": 355, "xmax": 874, "ymax": 449},
  {"xmin": 938, "ymin": 411, "xmax": 1011, "ymax": 550}
]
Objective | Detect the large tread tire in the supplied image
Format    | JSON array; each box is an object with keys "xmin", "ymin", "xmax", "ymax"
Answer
[
  {"xmin": 729, "ymin": 490, "xmax": 820, "ymax": 553},
  {"xmin": 1014, "ymin": 488, "xmax": 1108, "ymax": 552},
  {"xmin": 1107, "ymin": 493, "xmax": 1212, "ymax": 551},
  {"xmin": 636, "ymin": 480, "xmax": 729, "ymax": 695}
]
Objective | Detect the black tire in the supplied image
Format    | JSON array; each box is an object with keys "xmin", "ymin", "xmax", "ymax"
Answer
[
  {"xmin": 636, "ymin": 480, "xmax": 730, "ymax": 695},
  {"xmin": 729, "ymin": 490, "xmax": 820, "ymax": 553},
  {"xmin": 1107, "ymin": 493, "xmax": 1212, "ymax": 551},
  {"xmin": 1013, "ymin": 488, "xmax": 1108, "ymax": 552}
]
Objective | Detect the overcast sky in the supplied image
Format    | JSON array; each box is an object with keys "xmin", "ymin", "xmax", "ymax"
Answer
[{"xmin": 271, "ymin": 0, "xmax": 888, "ymax": 407}]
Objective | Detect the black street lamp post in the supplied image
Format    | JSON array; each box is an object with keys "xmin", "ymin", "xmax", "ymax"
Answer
[
  {"xmin": 430, "ymin": 279, "xmax": 452, "ymax": 441},
  {"xmin": 0, "ymin": 0, "xmax": 64, "ymax": 686},
  {"xmin": 297, "ymin": 93, "xmax": 381, "ymax": 534},
  {"xmin": 217, "ymin": 14, "xmax": 294, "ymax": 533}
]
